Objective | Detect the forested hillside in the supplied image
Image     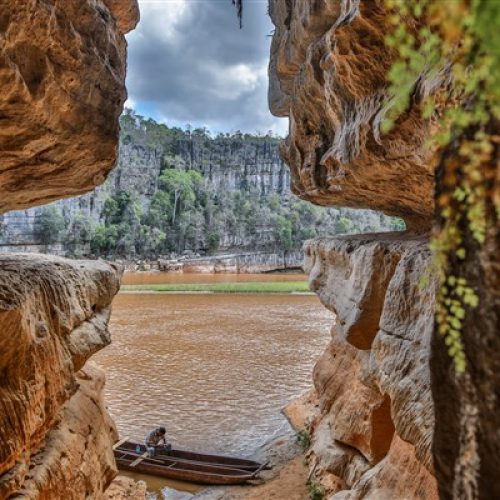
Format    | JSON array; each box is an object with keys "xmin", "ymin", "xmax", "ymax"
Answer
[{"xmin": 0, "ymin": 110, "xmax": 404, "ymax": 259}]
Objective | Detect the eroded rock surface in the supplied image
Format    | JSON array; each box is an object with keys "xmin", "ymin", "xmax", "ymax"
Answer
[
  {"xmin": 303, "ymin": 234, "xmax": 438, "ymax": 499},
  {"xmin": 268, "ymin": 1, "xmax": 444, "ymax": 496},
  {"xmin": 0, "ymin": 0, "xmax": 139, "ymax": 213},
  {"xmin": 105, "ymin": 475, "xmax": 147, "ymax": 500},
  {"xmin": 0, "ymin": 1, "xmax": 139, "ymax": 497},
  {"xmin": 0, "ymin": 254, "xmax": 122, "ymax": 498},
  {"xmin": 268, "ymin": 0, "xmax": 437, "ymax": 229}
]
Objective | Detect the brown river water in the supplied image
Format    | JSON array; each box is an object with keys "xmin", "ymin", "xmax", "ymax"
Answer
[{"xmin": 93, "ymin": 273, "xmax": 332, "ymax": 495}]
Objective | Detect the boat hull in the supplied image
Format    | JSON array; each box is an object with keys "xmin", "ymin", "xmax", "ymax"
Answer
[
  {"xmin": 117, "ymin": 441, "xmax": 262, "ymax": 470},
  {"xmin": 113, "ymin": 441, "xmax": 264, "ymax": 485}
]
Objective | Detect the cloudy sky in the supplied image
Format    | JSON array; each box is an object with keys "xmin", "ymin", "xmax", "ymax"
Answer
[{"xmin": 125, "ymin": 0, "xmax": 288, "ymax": 136}]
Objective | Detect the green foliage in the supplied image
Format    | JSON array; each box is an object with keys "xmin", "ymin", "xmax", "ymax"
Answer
[
  {"xmin": 159, "ymin": 169, "xmax": 203, "ymax": 225},
  {"xmin": 64, "ymin": 212, "xmax": 95, "ymax": 258},
  {"xmin": 103, "ymin": 191, "xmax": 134, "ymax": 224},
  {"xmin": 91, "ymin": 224, "xmax": 118, "ymax": 255},
  {"xmin": 296, "ymin": 430, "xmax": 311, "ymax": 451},
  {"xmin": 273, "ymin": 216, "xmax": 292, "ymax": 250},
  {"xmin": 206, "ymin": 231, "xmax": 221, "ymax": 253},
  {"xmin": 71, "ymin": 178, "xmax": 399, "ymax": 259},
  {"xmin": 120, "ymin": 108, "xmax": 281, "ymax": 156},
  {"xmin": 390, "ymin": 218, "xmax": 406, "ymax": 231},
  {"xmin": 307, "ymin": 480, "xmax": 325, "ymax": 500},
  {"xmin": 25, "ymin": 112, "xmax": 399, "ymax": 259},
  {"xmin": 335, "ymin": 217, "xmax": 353, "ymax": 234},
  {"xmin": 384, "ymin": 0, "xmax": 500, "ymax": 373},
  {"xmin": 33, "ymin": 206, "xmax": 65, "ymax": 245}
]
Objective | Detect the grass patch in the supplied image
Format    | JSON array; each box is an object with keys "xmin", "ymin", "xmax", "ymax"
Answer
[{"xmin": 120, "ymin": 281, "xmax": 310, "ymax": 294}]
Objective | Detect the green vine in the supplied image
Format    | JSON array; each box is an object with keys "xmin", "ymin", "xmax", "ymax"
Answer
[{"xmin": 384, "ymin": 0, "xmax": 500, "ymax": 373}]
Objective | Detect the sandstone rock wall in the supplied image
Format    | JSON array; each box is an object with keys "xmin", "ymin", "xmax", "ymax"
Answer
[
  {"xmin": 268, "ymin": 0, "xmax": 435, "ymax": 229},
  {"xmin": 0, "ymin": 1, "xmax": 141, "ymax": 498},
  {"xmin": 0, "ymin": 0, "xmax": 139, "ymax": 214},
  {"xmin": 268, "ymin": 1, "xmax": 441, "ymax": 497},
  {"xmin": 304, "ymin": 235, "xmax": 437, "ymax": 498},
  {"xmin": 0, "ymin": 254, "xmax": 122, "ymax": 498}
]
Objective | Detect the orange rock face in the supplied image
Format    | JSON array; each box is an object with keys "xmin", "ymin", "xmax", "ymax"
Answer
[
  {"xmin": 0, "ymin": 0, "xmax": 139, "ymax": 213},
  {"xmin": 0, "ymin": 254, "xmax": 122, "ymax": 498},
  {"xmin": 268, "ymin": 0, "xmax": 436, "ymax": 229},
  {"xmin": 0, "ymin": 1, "xmax": 143, "ymax": 497},
  {"xmin": 268, "ymin": 1, "xmax": 442, "ymax": 496},
  {"xmin": 303, "ymin": 234, "xmax": 438, "ymax": 498},
  {"xmin": 105, "ymin": 475, "xmax": 147, "ymax": 500}
]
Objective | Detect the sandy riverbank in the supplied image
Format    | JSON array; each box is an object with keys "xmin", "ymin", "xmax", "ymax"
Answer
[{"xmin": 191, "ymin": 390, "xmax": 318, "ymax": 500}]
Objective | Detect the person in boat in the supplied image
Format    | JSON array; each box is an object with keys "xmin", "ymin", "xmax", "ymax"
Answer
[{"xmin": 145, "ymin": 426, "xmax": 171, "ymax": 457}]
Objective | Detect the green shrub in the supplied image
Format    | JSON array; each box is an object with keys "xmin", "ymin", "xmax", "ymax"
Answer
[
  {"xmin": 33, "ymin": 206, "xmax": 65, "ymax": 245},
  {"xmin": 296, "ymin": 429, "xmax": 311, "ymax": 450},
  {"xmin": 307, "ymin": 480, "xmax": 325, "ymax": 500}
]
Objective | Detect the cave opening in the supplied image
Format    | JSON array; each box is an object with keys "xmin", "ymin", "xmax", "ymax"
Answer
[{"xmin": 4, "ymin": 0, "xmax": 496, "ymax": 499}]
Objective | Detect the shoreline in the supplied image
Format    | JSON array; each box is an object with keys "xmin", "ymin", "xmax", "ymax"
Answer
[
  {"xmin": 191, "ymin": 391, "xmax": 316, "ymax": 500},
  {"xmin": 119, "ymin": 290, "xmax": 315, "ymax": 296},
  {"xmin": 120, "ymin": 281, "xmax": 311, "ymax": 294},
  {"xmin": 192, "ymin": 433, "xmax": 307, "ymax": 500}
]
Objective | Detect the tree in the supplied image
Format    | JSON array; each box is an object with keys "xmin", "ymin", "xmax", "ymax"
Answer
[
  {"xmin": 158, "ymin": 169, "xmax": 202, "ymax": 225},
  {"xmin": 64, "ymin": 212, "xmax": 95, "ymax": 257},
  {"xmin": 146, "ymin": 191, "xmax": 172, "ymax": 229},
  {"xmin": 206, "ymin": 230, "xmax": 221, "ymax": 253},
  {"xmin": 335, "ymin": 217, "xmax": 353, "ymax": 234},
  {"xmin": 273, "ymin": 215, "xmax": 292, "ymax": 251},
  {"xmin": 33, "ymin": 206, "xmax": 65, "ymax": 245},
  {"xmin": 390, "ymin": 218, "xmax": 406, "ymax": 231},
  {"xmin": 103, "ymin": 192, "xmax": 133, "ymax": 224},
  {"xmin": 91, "ymin": 224, "xmax": 118, "ymax": 256},
  {"xmin": 137, "ymin": 226, "xmax": 166, "ymax": 257}
]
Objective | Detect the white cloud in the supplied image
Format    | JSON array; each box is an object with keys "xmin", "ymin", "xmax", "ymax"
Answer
[
  {"xmin": 125, "ymin": 0, "xmax": 289, "ymax": 134},
  {"xmin": 133, "ymin": 0, "xmax": 189, "ymax": 41},
  {"xmin": 124, "ymin": 97, "xmax": 136, "ymax": 109}
]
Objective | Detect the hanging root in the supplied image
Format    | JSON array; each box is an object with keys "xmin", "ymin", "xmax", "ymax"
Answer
[{"xmin": 231, "ymin": 0, "xmax": 243, "ymax": 28}]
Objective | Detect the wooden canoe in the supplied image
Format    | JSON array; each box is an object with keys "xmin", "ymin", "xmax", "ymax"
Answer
[
  {"xmin": 115, "ymin": 440, "xmax": 264, "ymax": 471},
  {"xmin": 113, "ymin": 440, "xmax": 266, "ymax": 485}
]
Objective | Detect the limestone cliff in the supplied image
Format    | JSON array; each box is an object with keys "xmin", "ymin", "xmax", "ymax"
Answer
[
  {"xmin": 0, "ymin": 135, "xmax": 290, "ymax": 254},
  {"xmin": 0, "ymin": 0, "xmax": 139, "ymax": 214},
  {"xmin": 0, "ymin": 121, "xmax": 397, "ymax": 258}
]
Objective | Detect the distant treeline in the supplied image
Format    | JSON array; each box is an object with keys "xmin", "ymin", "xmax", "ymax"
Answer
[{"xmin": 1, "ymin": 111, "xmax": 405, "ymax": 259}]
